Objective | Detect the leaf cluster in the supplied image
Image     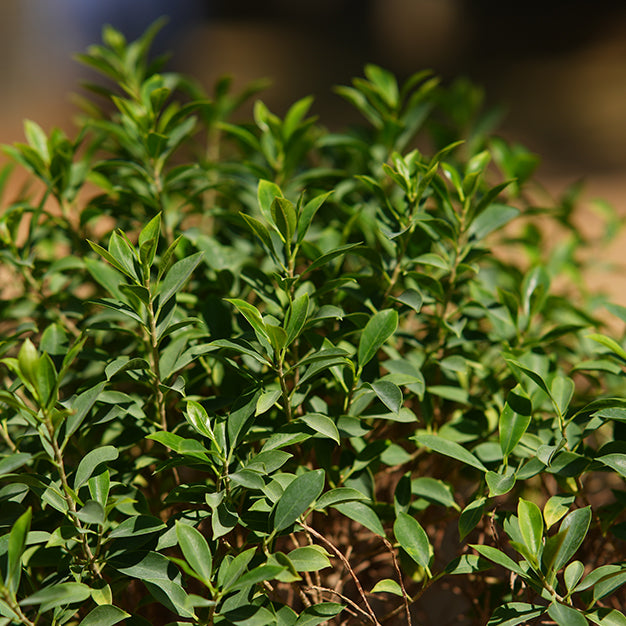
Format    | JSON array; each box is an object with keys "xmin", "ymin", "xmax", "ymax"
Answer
[{"xmin": 1, "ymin": 21, "xmax": 626, "ymax": 626}]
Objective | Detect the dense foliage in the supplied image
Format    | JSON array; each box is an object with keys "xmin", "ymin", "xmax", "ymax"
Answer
[{"xmin": 1, "ymin": 21, "xmax": 626, "ymax": 626}]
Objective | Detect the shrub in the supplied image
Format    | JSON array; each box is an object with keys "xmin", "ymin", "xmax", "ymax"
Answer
[{"xmin": 1, "ymin": 21, "xmax": 626, "ymax": 626}]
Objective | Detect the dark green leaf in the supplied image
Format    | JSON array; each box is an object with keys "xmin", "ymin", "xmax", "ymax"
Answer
[
  {"xmin": 547, "ymin": 601, "xmax": 588, "ymax": 626},
  {"xmin": 499, "ymin": 384, "xmax": 532, "ymax": 458},
  {"xmin": 78, "ymin": 605, "xmax": 130, "ymax": 626},
  {"xmin": 415, "ymin": 434, "xmax": 486, "ymax": 472},
  {"xmin": 74, "ymin": 446, "xmax": 119, "ymax": 490},
  {"xmin": 273, "ymin": 469, "xmax": 325, "ymax": 532},
  {"xmin": 358, "ymin": 309, "xmax": 398, "ymax": 370},
  {"xmin": 394, "ymin": 512, "xmax": 432, "ymax": 571},
  {"xmin": 332, "ymin": 501, "xmax": 385, "ymax": 536},
  {"xmin": 176, "ymin": 522, "xmax": 212, "ymax": 586}
]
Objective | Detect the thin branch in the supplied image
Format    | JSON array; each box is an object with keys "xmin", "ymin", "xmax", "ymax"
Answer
[{"xmin": 301, "ymin": 521, "xmax": 381, "ymax": 626}]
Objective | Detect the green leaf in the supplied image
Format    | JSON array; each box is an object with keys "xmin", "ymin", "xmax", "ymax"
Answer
[
  {"xmin": 257, "ymin": 179, "xmax": 283, "ymax": 220},
  {"xmin": 564, "ymin": 560, "xmax": 585, "ymax": 593},
  {"xmin": 287, "ymin": 546, "xmax": 332, "ymax": 572},
  {"xmin": 158, "ymin": 251, "xmax": 203, "ymax": 310},
  {"xmin": 7, "ymin": 508, "xmax": 31, "ymax": 593},
  {"xmin": 313, "ymin": 488, "xmax": 370, "ymax": 510},
  {"xmin": 598, "ymin": 453, "xmax": 626, "ymax": 478},
  {"xmin": 226, "ymin": 298, "xmax": 270, "ymax": 344},
  {"xmin": 75, "ymin": 500, "xmax": 105, "ymax": 526},
  {"xmin": 185, "ymin": 400, "xmax": 221, "ymax": 452},
  {"xmin": 472, "ymin": 545, "xmax": 525, "ymax": 577},
  {"xmin": 499, "ymin": 384, "xmax": 532, "ymax": 458},
  {"xmin": 370, "ymin": 380, "xmax": 403, "ymax": 413},
  {"xmin": 332, "ymin": 501, "xmax": 385, "ymax": 537},
  {"xmin": 78, "ymin": 605, "xmax": 130, "ymax": 626},
  {"xmin": 487, "ymin": 603, "xmax": 545, "ymax": 626},
  {"xmin": 414, "ymin": 434, "xmax": 487, "ymax": 472},
  {"xmin": 547, "ymin": 601, "xmax": 588, "ymax": 626},
  {"xmin": 285, "ymin": 293, "xmax": 309, "ymax": 346},
  {"xmin": 357, "ymin": 309, "xmax": 398, "ymax": 370},
  {"xmin": 299, "ymin": 414, "xmax": 340, "ymax": 443},
  {"xmin": 108, "ymin": 515, "xmax": 165, "ymax": 539},
  {"xmin": 486, "ymin": 469, "xmax": 516, "ymax": 497},
  {"xmin": 370, "ymin": 579, "xmax": 403, "ymax": 596},
  {"xmin": 588, "ymin": 333, "xmax": 626, "ymax": 362},
  {"xmin": 20, "ymin": 582, "xmax": 91, "ymax": 611},
  {"xmin": 74, "ymin": 446, "xmax": 119, "ymax": 490},
  {"xmin": 543, "ymin": 506, "xmax": 591, "ymax": 574},
  {"xmin": 297, "ymin": 191, "xmax": 332, "ymax": 243},
  {"xmin": 271, "ymin": 197, "xmax": 297, "ymax": 243},
  {"xmin": 241, "ymin": 213, "xmax": 276, "ymax": 254},
  {"xmin": 138, "ymin": 213, "xmax": 161, "ymax": 268},
  {"xmin": 273, "ymin": 469, "xmax": 325, "ymax": 532},
  {"xmin": 468, "ymin": 203, "xmax": 519, "ymax": 240},
  {"xmin": 294, "ymin": 603, "xmax": 343, "ymax": 626},
  {"xmin": 518, "ymin": 499, "xmax": 543, "ymax": 558},
  {"xmin": 459, "ymin": 498, "xmax": 485, "ymax": 541},
  {"xmin": 543, "ymin": 493, "xmax": 575, "ymax": 529},
  {"xmin": 587, "ymin": 608, "xmax": 626, "ymax": 626},
  {"xmin": 444, "ymin": 554, "xmax": 492, "ymax": 575},
  {"xmin": 0, "ymin": 453, "xmax": 32, "ymax": 478},
  {"xmin": 394, "ymin": 512, "xmax": 432, "ymax": 572},
  {"xmin": 176, "ymin": 522, "xmax": 213, "ymax": 586},
  {"xmin": 412, "ymin": 477, "xmax": 459, "ymax": 510},
  {"xmin": 226, "ymin": 564, "xmax": 286, "ymax": 593}
]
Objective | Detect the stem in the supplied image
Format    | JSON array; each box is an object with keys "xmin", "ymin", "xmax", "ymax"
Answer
[
  {"xmin": 382, "ymin": 536, "xmax": 412, "ymax": 626},
  {"xmin": 0, "ymin": 587, "xmax": 36, "ymax": 626},
  {"xmin": 145, "ymin": 286, "xmax": 168, "ymax": 431},
  {"xmin": 276, "ymin": 355, "xmax": 293, "ymax": 422},
  {"xmin": 301, "ymin": 521, "xmax": 381, "ymax": 626},
  {"xmin": 46, "ymin": 421, "xmax": 102, "ymax": 578}
]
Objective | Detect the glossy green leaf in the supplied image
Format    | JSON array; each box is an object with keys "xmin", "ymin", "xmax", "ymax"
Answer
[
  {"xmin": 257, "ymin": 179, "xmax": 283, "ymax": 220},
  {"xmin": 486, "ymin": 469, "xmax": 516, "ymax": 497},
  {"xmin": 333, "ymin": 501, "xmax": 385, "ymax": 536},
  {"xmin": 78, "ymin": 605, "xmax": 130, "ymax": 626},
  {"xmin": 547, "ymin": 601, "xmax": 588, "ymax": 626},
  {"xmin": 394, "ymin": 512, "xmax": 432, "ymax": 572},
  {"xmin": 294, "ymin": 602, "xmax": 344, "ymax": 626},
  {"xmin": 587, "ymin": 608, "xmax": 626, "ymax": 626},
  {"xmin": 74, "ymin": 446, "xmax": 119, "ymax": 490},
  {"xmin": 543, "ymin": 506, "xmax": 591, "ymax": 574},
  {"xmin": 176, "ymin": 522, "xmax": 213, "ymax": 586},
  {"xmin": 299, "ymin": 413, "xmax": 340, "ymax": 443},
  {"xmin": 459, "ymin": 498, "xmax": 485, "ymax": 541},
  {"xmin": 487, "ymin": 603, "xmax": 545, "ymax": 626},
  {"xmin": 20, "ymin": 582, "xmax": 91, "ymax": 610},
  {"xmin": 7, "ymin": 508, "xmax": 31, "ymax": 592},
  {"xmin": 370, "ymin": 578, "xmax": 403, "ymax": 596},
  {"xmin": 271, "ymin": 197, "xmax": 297, "ymax": 243},
  {"xmin": 313, "ymin": 488, "xmax": 370, "ymax": 510},
  {"xmin": 412, "ymin": 477, "xmax": 459, "ymax": 510},
  {"xmin": 499, "ymin": 384, "xmax": 532, "ymax": 458},
  {"xmin": 415, "ymin": 434, "xmax": 487, "ymax": 472},
  {"xmin": 472, "ymin": 545, "xmax": 525, "ymax": 577},
  {"xmin": 357, "ymin": 309, "xmax": 398, "ymax": 369},
  {"xmin": 370, "ymin": 379, "xmax": 403, "ymax": 413},
  {"xmin": 287, "ymin": 546, "xmax": 332, "ymax": 572},
  {"xmin": 273, "ymin": 469, "xmax": 325, "ymax": 532},
  {"xmin": 564, "ymin": 560, "xmax": 585, "ymax": 592},
  {"xmin": 543, "ymin": 494, "xmax": 575, "ymax": 529},
  {"xmin": 158, "ymin": 251, "xmax": 203, "ymax": 310},
  {"xmin": 518, "ymin": 499, "xmax": 543, "ymax": 558}
]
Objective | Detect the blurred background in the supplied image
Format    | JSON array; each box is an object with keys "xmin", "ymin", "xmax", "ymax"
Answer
[{"xmin": 1, "ymin": 0, "xmax": 625, "ymax": 298}]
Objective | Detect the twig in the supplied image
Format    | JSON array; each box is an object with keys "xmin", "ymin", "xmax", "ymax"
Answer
[
  {"xmin": 382, "ymin": 536, "xmax": 412, "ymax": 626},
  {"xmin": 301, "ymin": 521, "xmax": 381, "ymax": 626},
  {"xmin": 305, "ymin": 585, "xmax": 373, "ymax": 623}
]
